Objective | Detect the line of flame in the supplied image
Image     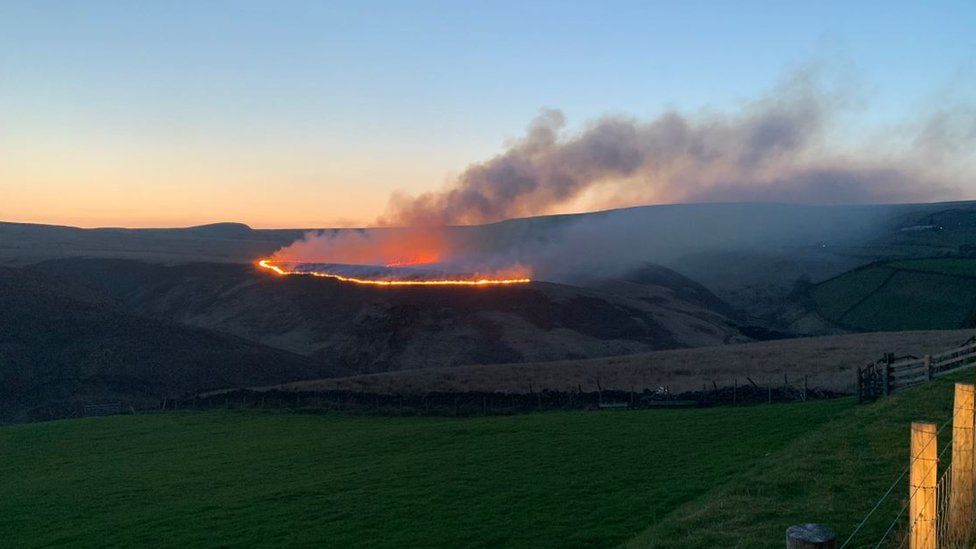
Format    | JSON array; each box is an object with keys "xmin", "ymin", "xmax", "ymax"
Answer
[{"xmin": 257, "ymin": 259, "xmax": 531, "ymax": 286}]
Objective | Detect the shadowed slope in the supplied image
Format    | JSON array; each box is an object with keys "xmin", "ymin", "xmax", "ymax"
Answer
[
  {"xmin": 0, "ymin": 267, "xmax": 341, "ymax": 422},
  {"xmin": 34, "ymin": 258, "xmax": 747, "ymax": 375}
]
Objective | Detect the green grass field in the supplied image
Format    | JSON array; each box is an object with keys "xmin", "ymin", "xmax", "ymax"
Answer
[
  {"xmin": 888, "ymin": 258, "xmax": 976, "ymax": 278},
  {"xmin": 0, "ymin": 375, "xmax": 965, "ymax": 548},
  {"xmin": 813, "ymin": 266, "xmax": 896, "ymax": 321},
  {"xmin": 813, "ymin": 258, "xmax": 976, "ymax": 331},
  {"xmin": 628, "ymin": 373, "xmax": 962, "ymax": 548}
]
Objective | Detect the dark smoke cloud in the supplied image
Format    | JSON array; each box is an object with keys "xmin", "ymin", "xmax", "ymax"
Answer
[{"xmin": 380, "ymin": 70, "xmax": 969, "ymax": 227}]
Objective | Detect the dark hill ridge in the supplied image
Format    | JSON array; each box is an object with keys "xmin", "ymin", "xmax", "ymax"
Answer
[
  {"xmin": 7, "ymin": 201, "xmax": 976, "ymax": 335},
  {"xmin": 0, "ymin": 220, "xmax": 304, "ymax": 265},
  {"xmin": 0, "ymin": 266, "xmax": 343, "ymax": 423},
  {"xmin": 34, "ymin": 257, "xmax": 748, "ymax": 375}
]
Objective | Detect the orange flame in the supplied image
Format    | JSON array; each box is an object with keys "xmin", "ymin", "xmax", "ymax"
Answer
[
  {"xmin": 257, "ymin": 259, "xmax": 531, "ymax": 287},
  {"xmin": 271, "ymin": 228, "xmax": 446, "ymax": 266}
]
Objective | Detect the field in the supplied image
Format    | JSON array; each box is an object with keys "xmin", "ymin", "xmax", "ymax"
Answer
[
  {"xmin": 0, "ymin": 373, "xmax": 967, "ymax": 548},
  {"xmin": 271, "ymin": 329, "xmax": 975, "ymax": 395},
  {"xmin": 627, "ymin": 372, "xmax": 963, "ymax": 548},
  {"xmin": 814, "ymin": 258, "xmax": 976, "ymax": 331}
]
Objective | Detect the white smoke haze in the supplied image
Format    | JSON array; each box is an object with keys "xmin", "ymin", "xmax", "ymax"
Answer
[
  {"xmin": 272, "ymin": 68, "xmax": 976, "ymax": 283},
  {"xmin": 271, "ymin": 202, "xmax": 898, "ymax": 284}
]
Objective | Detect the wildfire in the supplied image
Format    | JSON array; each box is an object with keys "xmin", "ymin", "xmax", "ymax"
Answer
[
  {"xmin": 384, "ymin": 255, "xmax": 438, "ymax": 268},
  {"xmin": 257, "ymin": 259, "xmax": 531, "ymax": 286}
]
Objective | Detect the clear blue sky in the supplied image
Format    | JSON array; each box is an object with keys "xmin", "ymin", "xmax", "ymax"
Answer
[{"xmin": 0, "ymin": 0, "xmax": 973, "ymax": 227}]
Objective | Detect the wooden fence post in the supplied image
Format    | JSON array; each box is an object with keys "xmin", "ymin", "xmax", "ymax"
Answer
[
  {"xmin": 883, "ymin": 358, "xmax": 891, "ymax": 397},
  {"xmin": 925, "ymin": 355, "xmax": 933, "ymax": 380},
  {"xmin": 909, "ymin": 421, "xmax": 938, "ymax": 549},
  {"xmin": 950, "ymin": 383, "xmax": 975, "ymax": 542}
]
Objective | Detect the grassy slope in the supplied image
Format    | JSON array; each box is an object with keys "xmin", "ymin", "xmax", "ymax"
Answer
[
  {"xmin": 814, "ymin": 258, "xmax": 976, "ymax": 331},
  {"xmin": 0, "ymin": 267, "xmax": 337, "ymax": 422},
  {"xmin": 625, "ymin": 373, "xmax": 963, "ymax": 548},
  {"xmin": 889, "ymin": 258, "xmax": 976, "ymax": 277},
  {"xmin": 0, "ymin": 403, "xmax": 849, "ymax": 548},
  {"xmin": 1, "ymin": 373, "xmax": 965, "ymax": 548},
  {"xmin": 846, "ymin": 271, "xmax": 976, "ymax": 330},
  {"xmin": 813, "ymin": 266, "xmax": 895, "ymax": 320}
]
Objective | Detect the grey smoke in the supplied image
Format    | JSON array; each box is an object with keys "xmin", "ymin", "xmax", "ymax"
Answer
[
  {"xmin": 276, "ymin": 69, "xmax": 974, "ymax": 285},
  {"xmin": 381, "ymin": 71, "xmax": 970, "ymax": 227}
]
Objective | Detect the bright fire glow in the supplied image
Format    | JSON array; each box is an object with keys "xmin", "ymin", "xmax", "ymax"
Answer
[
  {"xmin": 384, "ymin": 255, "xmax": 439, "ymax": 268},
  {"xmin": 257, "ymin": 259, "xmax": 531, "ymax": 286}
]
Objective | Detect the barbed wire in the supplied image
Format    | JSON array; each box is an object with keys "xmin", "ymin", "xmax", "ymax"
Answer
[
  {"xmin": 881, "ymin": 421, "xmax": 954, "ymax": 549},
  {"xmin": 840, "ymin": 415, "xmax": 953, "ymax": 549}
]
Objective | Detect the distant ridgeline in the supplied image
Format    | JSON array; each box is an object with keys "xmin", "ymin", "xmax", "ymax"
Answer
[{"xmin": 814, "ymin": 257, "xmax": 976, "ymax": 331}]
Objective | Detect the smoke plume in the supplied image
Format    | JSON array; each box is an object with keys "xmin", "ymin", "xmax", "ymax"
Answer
[
  {"xmin": 380, "ymin": 70, "xmax": 971, "ymax": 227},
  {"xmin": 270, "ymin": 68, "xmax": 975, "ymax": 284}
]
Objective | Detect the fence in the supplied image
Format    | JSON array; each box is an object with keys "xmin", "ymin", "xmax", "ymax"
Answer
[
  {"xmin": 897, "ymin": 383, "xmax": 975, "ymax": 549},
  {"xmin": 795, "ymin": 381, "xmax": 976, "ymax": 549},
  {"xmin": 856, "ymin": 338, "xmax": 976, "ymax": 402},
  {"xmin": 178, "ymin": 380, "xmax": 845, "ymax": 418},
  {"xmin": 22, "ymin": 373, "xmax": 841, "ymax": 424},
  {"xmin": 82, "ymin": 402, "xmax": 125, "ymax": 417}
]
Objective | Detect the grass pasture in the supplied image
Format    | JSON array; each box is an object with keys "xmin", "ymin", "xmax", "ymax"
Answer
[
  {"xmin": 0, "ymin": 374, "xmax": 966, "ymax": 548},
  {"xmin": 627, "ymin": 372, "xmax": 963, "ymax": 548},
  {"xmin": 814, "ymin": 258, "xmax": 976, "ymax": 331},
  {"xmin": 813, "ymin": 265, "xmax": 896, "ymax": 321},
  {"xmin": 2, "ymin": 403, "xmax": 847, "ymax": 548}
]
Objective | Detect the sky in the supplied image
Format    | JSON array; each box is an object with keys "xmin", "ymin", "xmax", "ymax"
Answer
[{"xmin": 0, "ymin": 0, "xmax": 973, "ymax": 228}]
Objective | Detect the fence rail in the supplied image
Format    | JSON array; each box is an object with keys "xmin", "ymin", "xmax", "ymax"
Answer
[
  {"xmin": 857, "ymin": 339, "xmax": 976, "ymax": 402},
  {"xmin": 82, "ymin": 402, "xmax": 124, "ymax": 417}
]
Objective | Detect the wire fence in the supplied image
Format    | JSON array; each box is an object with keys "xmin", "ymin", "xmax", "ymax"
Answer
[{"xmin": 840, "ymin": 376, "xmax": 976, "ymax": 549}]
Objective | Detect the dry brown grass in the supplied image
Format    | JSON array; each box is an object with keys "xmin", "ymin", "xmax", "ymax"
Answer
[{"xmin": 273, "ymin": 329, "xmax": 976, "ymax": 395}]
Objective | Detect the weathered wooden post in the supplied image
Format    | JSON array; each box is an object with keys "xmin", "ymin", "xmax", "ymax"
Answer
[
  {"xmin": 785, "ymin": 523, "xmax": 836, "ymax": 548},
  {"xmin": 909, "ymin": 421, "xmax": 938, "ymax": 549},
  {"xmin": 949, "ymin": 383, "xmax": 975, "ymax": 542},
  {"xmin": 883, "ymin": 354, "xmax": 892, "ymax": 396},
  {"xmin": 925, "ymin": 355, "xmax": 933, "ymax": 380}
]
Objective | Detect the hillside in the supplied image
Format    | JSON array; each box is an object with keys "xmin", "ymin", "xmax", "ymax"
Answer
[
  {"xmin": 270, "ymin": 329, "xmax": 975, "ymax": 395},
  {"xmin": 814, "ymin": 257, "xmax": 976, "ymax": 331},
  {"xmin": 32, "ymin": 258, "xmax": 749, "ymax": 374},
  {"xmin": 0, "ymin": 221, "xmax": 302, "ymax": 265},
  {"xmin": 0, "ymin": 373, "xmax": 964, "ymax": 547},
  {"xmin": 7, "ymin": 201, "xmax": 976, "ymax": 336},
  {"xmin": 0, "ymin": 267, "xmax": 342, "ymax": 423}
]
